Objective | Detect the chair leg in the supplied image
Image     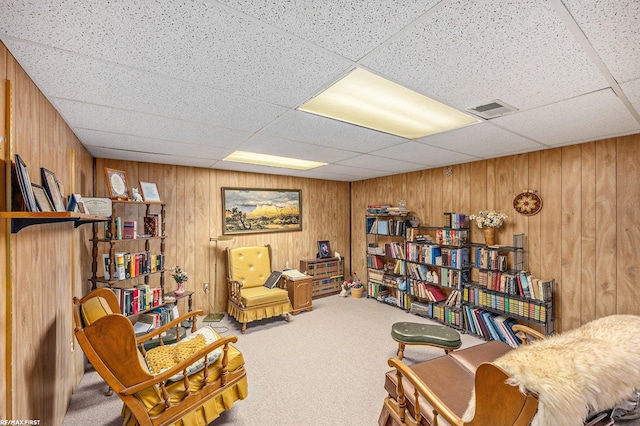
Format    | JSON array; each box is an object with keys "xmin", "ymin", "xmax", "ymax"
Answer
[
  {"xmin": 397, "ymin": 343, "xmax": 405, "ymax": 361},
  {"xmin": 241, "ymin": 322, "xmax": 247, "ymax": 334},
  {"xmin": 285, "ymin": 313, "xmax": 290, "ymax": 323}
]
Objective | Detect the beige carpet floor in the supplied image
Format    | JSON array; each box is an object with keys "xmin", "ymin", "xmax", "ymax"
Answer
[{"xmin": 62, "ymin": 294, "xmax": 640, "ymax": 426}]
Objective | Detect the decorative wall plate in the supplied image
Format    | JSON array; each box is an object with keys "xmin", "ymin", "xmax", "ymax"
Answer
[{"xmin": 513, "ymin": 191, "xmax": 542, "ymax": 216}]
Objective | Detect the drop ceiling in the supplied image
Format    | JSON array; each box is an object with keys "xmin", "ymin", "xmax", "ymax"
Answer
[{"xmin": 1, "ymin": 0, "xmax": 639, "ymax": 182}]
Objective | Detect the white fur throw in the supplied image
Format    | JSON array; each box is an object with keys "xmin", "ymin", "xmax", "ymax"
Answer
[{"xmin": 463, "ymin": 315, "xmax": 640, "ymax": 426}]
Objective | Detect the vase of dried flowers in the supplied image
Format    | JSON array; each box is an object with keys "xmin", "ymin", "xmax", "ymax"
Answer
[
  {"xmin": 483, "ymin": 227, "xmax": 496, "ymax": 246},
  {"xmin": 469, "ymin": 210, "xmax": 508, "ymax": 246}
]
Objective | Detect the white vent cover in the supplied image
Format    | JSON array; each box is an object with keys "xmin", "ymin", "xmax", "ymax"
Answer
[{"xmin": 467, "ymin": 100, "xmax": 518, "ymax": 119}]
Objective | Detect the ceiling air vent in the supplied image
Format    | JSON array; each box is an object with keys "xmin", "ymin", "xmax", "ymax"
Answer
[{"xmin": 467, "ymin": 99, "xmax": 518, "ymax": 120}]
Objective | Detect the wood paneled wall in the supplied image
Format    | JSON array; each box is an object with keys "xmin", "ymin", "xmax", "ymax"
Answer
[
  {"xmin": 0, "ymin": 43, "xmax": 95, "ymax": 423},
  {"xmin": 352, "ymin": 137, "xmax": 640, "ymax": 333},
  {"xmin": 94, "ymin": 160, "xmax": 352, "ymax": 316}
]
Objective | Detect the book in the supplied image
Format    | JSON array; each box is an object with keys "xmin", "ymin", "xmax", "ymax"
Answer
[
  {"xmin": 123, "ymin": 220, "xmax": 137, "ymax": 239},
  {"xmin": 114, "ymin": 252, "xmax": 126, "ymax": 280},
  {"xmin": 114, "ymin": 216, "xmax": 123, "ymax": 240},
  {"xmin": 102, "ymin": 253, "xmax": 112, "ymax": 280},
  {"xmin": 144, "ymin": 215, "xmax": 159, "ymax": 237}
]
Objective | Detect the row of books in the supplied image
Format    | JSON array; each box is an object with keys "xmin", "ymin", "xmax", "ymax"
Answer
[
  {"xmin": 133, "ymin": 306, "xmax": 179, "ymax": 334},
  {"xmin": 407, "ymin": 264, "xmax": 470, "ymax": 287},
  {"xmin": 111, "ymin": 285, "xmax": 163, "ymax": 316},
  {"xmin": 367, "ymin": 217, "xmax": 409, "ymax": 236},
  {"xmin": 462, "ymin": 306, "xmax": 520, "ymax": 348},
  {"xmin": 406, "ymin": 244, "xmax": 470, "ymax": 269},
  {"xmin": 443, "ymin": 212, "xmax": 467, "ymax": 229},
  {"xmin": 476, "ymin": 270, "xmax": 551, "ymax": 301},
  {"xmin": 434, "ymin": 228, "xmax": 469, "ymax": 246},
  {"xmin": 103, "ymin": 251, "xmax": 165, "ymax": 281},
  {"xmin": 105, "ymin": 214, "xmax": 162, "ymax": 240},
  {"xmin": 473, "ymin": 247, "xmax": 508, "ymax": 271},
  {"xmin": 409, "ymin": 301, "xmax": 464, "ymax": 328},
  {"xmin": 384, "ymin": 242, "xmax": 406, "ymax": 259},
  {"xmin": 463, "ymin": 285, "xmax": 549, "ymax": 322}
]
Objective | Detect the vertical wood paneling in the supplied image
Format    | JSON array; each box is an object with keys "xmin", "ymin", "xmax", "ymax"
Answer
[
  {"xmin": 0, "ymin": 42, "xmax": 8, "ymax": 419},
  {"xmin": 539, "ymin": 148, "xmax": 562, "ymax": 330},
  {"xmin": 3, "ymin": 47, "xmax": 93, "ymax": 424},
  {"xmin": 616, "ymin": 137, "xmax": 640, "ymax": 315},
  {"xmin": 561, "ymin": 145, "xmax": 582, "ymax": 331},
  {"xmin": 581, "ymin": 143, "xmax": 597, "ymax": 323},
  {"xmin": 527, "ymin": 152, "xmax": 542, "ymax": 277},
  {"xmin": 595, "ymin": 140, "xmax": 617, "ymax": 318}
]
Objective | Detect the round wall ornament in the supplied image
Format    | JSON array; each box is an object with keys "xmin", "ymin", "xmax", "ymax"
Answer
[{"xmin": 513, "ymin": 190, "xmax": 542, "ymax": 216}]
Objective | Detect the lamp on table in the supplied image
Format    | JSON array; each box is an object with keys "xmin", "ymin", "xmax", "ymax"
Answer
[{"xmin": 205, "ymin": 235, "xmax": 234, "ymax": 322}]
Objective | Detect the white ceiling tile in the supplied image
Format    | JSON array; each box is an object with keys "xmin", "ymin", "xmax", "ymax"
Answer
[
  {"xmin": 1, "ymin": 0, "xmax": 352, "ymax": 106},
  {"xmin": 361, "ymin": 0, "xmax": 608, "ymax": 112},
  {"xmin": 418, "ymin": 122, "xmax": 547, "ymax": 159},
  {"xmin": 336, "ymin": 154, "xmax": 425, "ymax": 173},
  {"xmin": 75, "ymin": 129, "xmax": 234, "ymax": 160},
  {"xmin": 621, "ymin": 78, "xmax": 640, "ymax": 115},
  {"xmin": 3, "ymin": 40, "xmax": 287, "ymax": 133},
  {"xmin": 493, "ymin": 89, "xmax": 640, "ymax": 146},
  {"xmin": 562, "ymin": 0, "xmax": 640, "ymax": 83},
  {"xmin": 305, "ymin": 164, "xmax": 393, "ymax": 180},
  {"xmin": 260, "ymin": 110, "xmax": 406, "ymax": 152},
  {"xmin": 86, "ymin": 146, "xmax": 216, "ymax": 169},
  {"xmin": 53, "ymin": 99, "xmax": 251, "ymax": 149},
  {"xmin": 370, "ymin": 141, "xmax": 478, "ymax": 167},
  {"xmin": 217, "ymin": 0, "xmax": 440, "ymax": 60}
]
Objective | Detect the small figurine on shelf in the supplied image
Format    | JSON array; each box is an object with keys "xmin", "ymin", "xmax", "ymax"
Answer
[
  {"xmin": 340, "ymin": 282, "xmax": 350, "ymax": 298},
  {"xmin": 171, "ymin": 265, "xmax": 188, "ymax": 296},
  {"xmin": 131, "ymin": 188, "xmax": 144, "ymax": 202}
]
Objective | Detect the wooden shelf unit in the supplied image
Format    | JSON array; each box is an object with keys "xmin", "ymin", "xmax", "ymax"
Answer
[{"xmin": 300, "ymin": 257, "xmax": 344, "ymax": 298}]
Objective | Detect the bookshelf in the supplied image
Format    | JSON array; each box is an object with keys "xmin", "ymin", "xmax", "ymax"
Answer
[
  {"xmin": 404, "ymin": 218, "xmax": 471, "ymax": 330},
  {"xmin": 300, "ymin": 257, "xmax": 344, "ymax": 298},
  {"xmin": 365, "ymin": 210, "xmax": 411, "ymax": 310},
  {"xmin": 365, "ymin": 208, "xmax": 556, "ymax": 346},
  {"xmin": 88, "ymin": 200, "xmax": 169, "ymax": 317}
]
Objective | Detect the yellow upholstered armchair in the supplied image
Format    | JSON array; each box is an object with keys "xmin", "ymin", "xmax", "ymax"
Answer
[
  {"xmin": 226, "ymin": 244, "xmax": 293, "ymax": 333},
  {"xmin": 73, "ymin": 288, "xmax": 248, "ymax": 426}
]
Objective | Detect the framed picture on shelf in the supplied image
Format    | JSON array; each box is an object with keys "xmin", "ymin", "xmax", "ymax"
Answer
[
  {"xmin": 14, "ymin": 154, "xmax": 38, "ymax": 211},
  {"xmin": 104, "ymin": 167, "xmax": 130, "ymax": 200},
  {"xmin": 41, "ymin": 167, "xmax": 66, "ymax": 212},
  {"xmin": 31, "ymin": 183, "xmax": 54, "ymax": 212},
  {"xmin": 317, "ymin": 240, "xmax": 332, "ymax": 259},
  {"xmin": 222, "ymin": 187, "xmax": 302, "ymax": 235},
  {"xmin": 139, "ymin": 181, "xmax": 161, "ymax": 202}
]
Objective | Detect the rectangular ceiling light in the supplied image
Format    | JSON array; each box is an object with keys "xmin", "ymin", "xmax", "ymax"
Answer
[
  {"xmin": 223, "ymin": 150, "xmax": 326, "ymax": 170},
  {"xmin": 298, "ymin": 68, "xmax": 480, "ymax": 139}
]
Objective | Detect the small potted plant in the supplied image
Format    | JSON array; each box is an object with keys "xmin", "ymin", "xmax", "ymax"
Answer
[
  {"xmin": 349, "ymin": 273, "xmax": 365, "ymax": 299},
  {"xmin": 171, "ymin": 265, "xmax": 188, "ymax": 296}
]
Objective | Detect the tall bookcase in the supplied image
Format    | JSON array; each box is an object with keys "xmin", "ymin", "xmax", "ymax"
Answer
[
  {"xmin": 88, "ymin": 200, "xmax": 191, "ymax": 319},
  {"xmin": 405, "ymin": 220, "xmax": 471, "ymax": 330},
  {"xmin": 365, "ymin": 213, "xmax": 411, "ymax": 310}
]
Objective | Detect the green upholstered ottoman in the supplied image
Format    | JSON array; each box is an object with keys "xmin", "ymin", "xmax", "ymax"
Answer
[{"xmin": 391, "ymin": 322, "xmax": 462, "ymax": 360}]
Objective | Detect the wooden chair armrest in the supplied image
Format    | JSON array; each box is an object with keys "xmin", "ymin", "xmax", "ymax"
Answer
[
  {"xmin": 512, "ymin": 324, "xmax": 546, "ymax": 344},
  {"xmin": 121, "ymin": 335, "xmax": 238, "ymax": 396},
  {"xmin": 136, "ymin": 310, "xmax": 204, "ymax": 345},
  {"xmin": 228, "ymin": 280, "xmax": 244, "ymax": 306},
  {"xmin": 387, "ymin": 358, "xmax": 464, "ymax": 426}
]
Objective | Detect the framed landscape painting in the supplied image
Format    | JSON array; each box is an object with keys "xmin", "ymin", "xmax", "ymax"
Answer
[{"xmin": 222, "ymin": 188, "xmax": 302, "ymax": 235}]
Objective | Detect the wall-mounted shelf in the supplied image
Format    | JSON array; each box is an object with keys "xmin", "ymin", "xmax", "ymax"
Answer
[{"xmin": 0, "ymin": 211, "xmax": 108, "ymax": 233}]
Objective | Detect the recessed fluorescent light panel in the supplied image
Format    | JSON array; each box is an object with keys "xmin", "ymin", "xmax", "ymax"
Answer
[
  {"xmin": 223, "ymin": 151, "xmax": 326, "ymax": 170},
  {"xmin": 298, "ymin": 68, "xmax": 480, "ymax": 139}
]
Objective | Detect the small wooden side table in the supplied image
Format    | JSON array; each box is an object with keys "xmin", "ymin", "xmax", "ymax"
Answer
[{"xmin": 281, "ymin": 275, "xmax": 313, "ymax": 315}]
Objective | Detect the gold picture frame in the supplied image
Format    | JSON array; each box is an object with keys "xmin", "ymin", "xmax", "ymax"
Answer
[{"xmin": 104, "ymin": 167, "xmax": 129, "ymax": 200}]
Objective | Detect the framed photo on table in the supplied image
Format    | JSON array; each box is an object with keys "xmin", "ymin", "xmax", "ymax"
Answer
[
  {"xmin": 317, "ymin": 240, "xmax": 332, "ymax": 259},
  {"xmin": 41, "ymin": 167, "xmax": 66, "ymax": 212},
  {"xmin": 31, "ymin": 183, "xmax": 54, "ymax": 212},
  {"xmin": 139, "ymin": 181, "xmax": 161, "ymax": 202},
  {"xmin": 104, "ymin": 168, "xmax": 130, "ymax": 200}
]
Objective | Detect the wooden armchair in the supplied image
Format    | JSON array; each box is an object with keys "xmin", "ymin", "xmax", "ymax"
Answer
[
  {"xmin": 226, "ymin": 244, "xmax": 293, "ymax": 333},
  {"xmin": 73, "ymin": 288, "xmax": 248, "ymax": 426}
]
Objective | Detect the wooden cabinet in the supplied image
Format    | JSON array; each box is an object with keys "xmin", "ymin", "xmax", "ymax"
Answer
[
  {"xmin": 281, "ymin": 275, "xmax": 313, "ymax": 315},
  {"xmin": 300, "ymin": 257, "xmax": 344, "ymax": 298}
]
